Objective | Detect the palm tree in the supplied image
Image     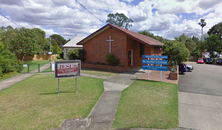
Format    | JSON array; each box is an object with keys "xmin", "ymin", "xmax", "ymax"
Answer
[{"xmin": 199, "ymin": 19, "xmax": 206, "ymax": 41}]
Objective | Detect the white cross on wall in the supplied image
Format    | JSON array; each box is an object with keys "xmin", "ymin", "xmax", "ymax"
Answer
[{"xmin": 106, "ymin": 36, "xmax": 114, "ymax": 53}]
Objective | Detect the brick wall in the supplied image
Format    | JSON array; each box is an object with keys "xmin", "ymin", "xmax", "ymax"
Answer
[{"xmin": 83, "ymin": 27, "xmax": 127, "ymax": 66}]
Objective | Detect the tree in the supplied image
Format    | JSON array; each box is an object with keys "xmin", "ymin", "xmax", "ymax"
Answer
[
  {"xmin": 49, "ymin": 34, "xmax": 67, "ymax": 47},
  {"xmin": 205, "ymin": 34, "xmax": 222, "ymax": 58},
  {"xmin": 106, "ymin": 13, "xmax": 133, "ymax": 29},
  {"xmin": 0, "ymin": 41, "xmax": 23, "ymax": 76},
  {"xmin": 138, "ymin": 30, "xmax": 167, "ymax": 43},
  {"xmin": 207, "ymin": 22, "xmax": 222, "ymax": 56},
  {"xmin": 163, "ymin": 40, "xmax": 189, "ymax": 65},
  {"xmin": 199, "ymin": 19, "xmax": 206, "ymax": 41},
  {"xmin": 1, "ymin": 27, "xmax": 47, "ymax": 61}
]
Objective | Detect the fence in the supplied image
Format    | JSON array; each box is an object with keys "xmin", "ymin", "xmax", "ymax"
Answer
[
  {"xmin": 24, "ymin": 54, "xmax": 59, "ymax": 61},
  {"xmin": 20, "ymin": 63, "xmax": 54, "ymax": 73}
]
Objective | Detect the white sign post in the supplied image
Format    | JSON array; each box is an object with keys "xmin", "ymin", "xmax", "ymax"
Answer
[{"xmin": 54, "ymin": 60, "xmax": 81, "ymax": 94}]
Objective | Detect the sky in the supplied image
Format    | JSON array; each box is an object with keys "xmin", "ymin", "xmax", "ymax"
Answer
[{"xmin": 0, "ymin": 0, "xmax": 222, "ymax": 40}]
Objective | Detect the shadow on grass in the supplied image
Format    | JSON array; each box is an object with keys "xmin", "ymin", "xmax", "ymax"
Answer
[{"xmin": 38, "ymin": 91, "xmax": 75, "ymax": 95}]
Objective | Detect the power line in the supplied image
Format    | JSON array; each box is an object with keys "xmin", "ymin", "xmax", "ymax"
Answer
[
  {"xmin": 0, "ymin": 11, "xmax": 21, "ymax": 27},
  {"xmin": 75, "ymin": 0, "xmax": 104, "ymax": 23}
]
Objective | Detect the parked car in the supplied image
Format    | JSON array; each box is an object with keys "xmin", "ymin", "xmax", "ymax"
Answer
[
  {"xmin": 205, "ymin": 58, "xmax": 214, "ymax": 64},
  {"xmin": 185, "ymin": 63, "xmax": 193, "ymax": 71},
  {"xmin": 179, "ymin": 64, "xmax": 186, "ymax": 74},
  {"xmin": 197, "ymin": 58, "xmax": 204, "ymax": 64},
  {"xmin": 217, "ymin": 58, "xmax": 222, "ymax": 64}
]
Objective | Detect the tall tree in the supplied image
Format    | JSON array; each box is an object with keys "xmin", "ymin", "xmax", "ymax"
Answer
[
  {"xmin": 199, "ymin": 19, "xmax": 206, "ymax": 41},
  {"xmin": 106, "ymin": 13, "xmax": 133, "ymax": 29},
  {"xmin": 1, "ymin": 27, "xmax": 47, "ymax": 61},
  {"xmin": 49, "ymin": 34, "xmax": 67, "ymax": 47},
  {"xmin": 205, "ymin": 34, "xmax": 222, "ymax": 58},
  {"xmin": 138, "ymin": 30, "xmax": 166, "ymax": 43},
  {"xmin": 207, "ymin": 22, "xmax": 222, "ymax": 56},
  {"xmin": 163, "ymin": 40, "xmax": 189, "ymax": 65}
]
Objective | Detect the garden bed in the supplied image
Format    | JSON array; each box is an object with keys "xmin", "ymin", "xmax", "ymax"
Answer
[{"xmin": 81, "ymin": 63, "xmax": 126, "ymax": 72}]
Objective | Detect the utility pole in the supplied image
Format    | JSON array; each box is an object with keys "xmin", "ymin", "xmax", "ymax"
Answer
[{"xmin": 49, "ymin": 37, "xmax": 51, "ymax": 62}]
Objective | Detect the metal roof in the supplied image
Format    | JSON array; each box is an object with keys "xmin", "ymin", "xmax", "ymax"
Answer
[{"xmin": 63, "ymin": 36, "xmax": 85, "ymax": 48}]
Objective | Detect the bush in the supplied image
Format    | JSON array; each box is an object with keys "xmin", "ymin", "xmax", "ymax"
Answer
[
  {"xmin": 106, "ymin": 54, "xmax": 120, "ymax": 66},
  {"xmin": 0, "ymin": 49, "xmax": 22, "ymax": 74},
  {"xmin": 67, "ymin": 49, "xmax": 86, "ymax": 62},
  {"xmin": 56, "ymin": 55, "xmax": 61, "ymax": 59}
]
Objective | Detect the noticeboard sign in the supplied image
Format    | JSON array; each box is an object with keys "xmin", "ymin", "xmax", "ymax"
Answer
[
  {"xmin": 142, "ymin": 55, "xmax": 168, "ymax": 59},
  {"xmin": 142, "ymin": 65, "xmax": 168, "ymax": 71},
  {"xmin": 54, "ymin": 60, "xmax": 81, "ymax": 79},
  {"xmin": 142, "ymin": 59, "xmax": 168, "ymax": 65}
]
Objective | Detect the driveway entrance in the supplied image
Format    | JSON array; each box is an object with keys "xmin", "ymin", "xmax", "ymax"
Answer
[{"xmin": 178, "ymin": 63, "xmax": 222, "ymax": 130}]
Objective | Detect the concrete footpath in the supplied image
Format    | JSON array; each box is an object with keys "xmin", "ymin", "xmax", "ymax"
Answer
[
  {"xmin": 0, "ymin": 63, "xmax": 51, "ymax": 91},
  {"xmin": 55, "ymin": 70, "xmax": 145, "ymax": 130}
]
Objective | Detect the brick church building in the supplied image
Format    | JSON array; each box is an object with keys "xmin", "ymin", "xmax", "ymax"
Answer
[{"xmin": 77, "ymin": 23, "xmax": 164, "ymax": 72}]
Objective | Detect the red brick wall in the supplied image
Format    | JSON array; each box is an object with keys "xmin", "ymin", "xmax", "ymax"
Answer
[
  {"xmin": 83, "ymin": 27, "xmax": 127, "ymax": 67},
  {"xmin": 83, "ymin": 27, "xmax": 161, "ymax": 71}
]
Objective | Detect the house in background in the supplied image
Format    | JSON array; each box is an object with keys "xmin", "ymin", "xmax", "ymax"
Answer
[
  {"xmin": 62, "ymin": 36, "xmax": 85, "ymax": 60},
  {"xmin": 77, "ymin": 23, "xmax": 164, "ymax": 72}
]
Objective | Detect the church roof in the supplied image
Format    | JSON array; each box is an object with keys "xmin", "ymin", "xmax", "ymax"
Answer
[
  {"xmin": 77, "ymin": 23, "xmax": 164, "ymax": 46},
  {"xmin": 63, "ymin": 36, "xmax": 85, "ymax": 48}
]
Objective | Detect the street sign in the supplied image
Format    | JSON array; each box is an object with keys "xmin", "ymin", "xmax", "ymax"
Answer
[
  {"xmin": 48, "ymin": 52, "xmax": 52, "ymax": 55},
  {"xmin": 142, "ymin": 55, "xmax": 168, "ymax": 59},
  {"xmin": 142, "ymin": 65, "xmax": 168, "ymax": 71},
  {"xmin": 142, "ymin": 59, "xmax": 168, "ymax": 65}
]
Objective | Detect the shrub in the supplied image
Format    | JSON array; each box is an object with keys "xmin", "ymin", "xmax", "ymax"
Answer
[
  {"xmin": 67, "ymin": 49, "xmax": 86, "ymax": 62},
  {"xmin": 0, "ymin": 49, "xmax": 22, "ymax": 74},
  {"xmin": 106, "ymin": 54, "xmax": 120, "ymax": 66},
  {"xmin": 56, "ymin": 55, "xmax": 61, "ymax": 59}
]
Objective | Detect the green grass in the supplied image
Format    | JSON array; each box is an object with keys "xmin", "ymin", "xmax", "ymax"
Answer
[
  {"xmin": 0, "ymin": 74, "xmax": 105, "ymax": 130},
  {"xmin": 21, "ymin": 60, "xmax": 51, "ymax": 73},
  {"xmin": 81, "ymin": 68, "xmax": 119, "ymax": 76},
  {"xmin": 112, "ymin": 79, "xmax": 178, "ymax": 129},
  {"xmin": 41, "ymin": 68, "xmax": 119, "ymax": 76}
]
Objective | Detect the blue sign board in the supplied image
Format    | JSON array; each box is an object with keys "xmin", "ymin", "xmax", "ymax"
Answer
[
  {"xmin": 142, "ymin": 55, "xmax": 168, "ymax": 59},
  {"xmin": 142, "ymin": 65, "xmax": 168, "ymax": 71},
  {"xmin": 142, "ymin": 59, "xmax": 168, "ymax": 65}
]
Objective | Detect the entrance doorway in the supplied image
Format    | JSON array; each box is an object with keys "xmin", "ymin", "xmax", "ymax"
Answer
[{"xmin": 128, "ymin": 50, "xmax": 133, "ymax": 67}]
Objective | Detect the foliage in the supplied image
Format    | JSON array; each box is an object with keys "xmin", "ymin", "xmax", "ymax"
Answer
[
  {"xmin": 138, "ymin": 30, "xmax": 167, "ymax": 43},
  {"xmin": 67, "ymin": 49, "xmax": 86, "ymax": 62},
  {"xmin": 106, "ymin": 13, "xmax": 133, "ymax": 29},
  {"xmin": 1, "ymin": 27, "xmax": 47, "ymax": 61},
  {"xmin": 163, "ymin": 40, "xmax": 189, "ymax": 65},
  {"xmin": 52, "ymin": 42, "xmax": 62, "ymax": 54},
  {"xmin": 207, "ymin": 22, "xmax": 222, "ymax": 56},
  {"xmin": 106, "ymin": 53, "xmax": 120, "ymax": 66},
  {"xmin": 0, "ymin": 49, "xmax": 22, "ymax": 75},
  {"xmin": 50, "ymin": 34, "xmax": 67, "ymax": 47},
  {"xmin": 205, "ymin": 34, "xmax": 222, "ymax": 58}
]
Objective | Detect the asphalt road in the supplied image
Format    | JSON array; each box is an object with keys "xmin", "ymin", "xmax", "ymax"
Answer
[
  {"xmin": 178, "ymin": 63, "xmax": 222, "ymax": 96},
  {"xmin": 178, "ymin": 63, "xmax": 222, "ymax": 130}
]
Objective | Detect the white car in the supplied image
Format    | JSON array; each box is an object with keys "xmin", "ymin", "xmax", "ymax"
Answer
[{"xmin": 185, "ymin": 63, "xmax": 193, "ymax": 71}]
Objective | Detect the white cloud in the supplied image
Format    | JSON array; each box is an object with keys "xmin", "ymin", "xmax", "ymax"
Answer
[{"xmin": 1, "ymin": 0, "xmax": 222, "ymax": 40}]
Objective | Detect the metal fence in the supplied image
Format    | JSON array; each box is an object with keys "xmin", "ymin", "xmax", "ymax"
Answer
[{"xmin": 20, "ymin": 63, "xmax": 54, "ymax": 73}]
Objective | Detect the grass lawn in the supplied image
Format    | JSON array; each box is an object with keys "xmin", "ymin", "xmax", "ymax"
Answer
[
  {"xmin": 81, "ymin": 68, "xmax": 119, "ymax": 77},
  {"xmin": 0, "ymin": 74, "xmax": 105, "ymax": 130},
  {"xmin": 21, "ymin": 60, "xmax": 51, "ymax": 73},
  {"xmin": 112, "ymin": 79, "xmax": 178, "ymax": 129}
]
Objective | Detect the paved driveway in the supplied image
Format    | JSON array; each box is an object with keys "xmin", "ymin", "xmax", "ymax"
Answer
[{"xmin": 178, "ymin": 63, "xmax": 222, "ymax": 130}]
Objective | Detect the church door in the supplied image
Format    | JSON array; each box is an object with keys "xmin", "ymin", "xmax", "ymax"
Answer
[{"xmin": 128, "ymin": 50, "xmax": 133, "ymax": 67}]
